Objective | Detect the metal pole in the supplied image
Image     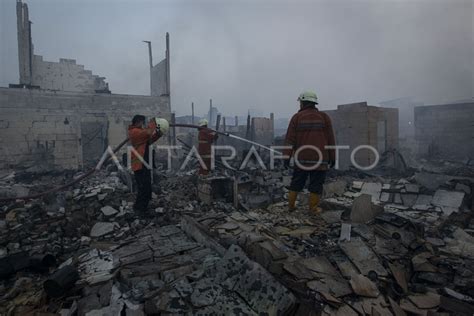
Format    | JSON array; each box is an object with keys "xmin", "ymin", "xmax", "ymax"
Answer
[
  {"xmin": 191, "ymin": 102, "xmax": 195, "ymax": 125},
  {"xmin": 166, "ymin": 32, "xmax": 170, "ymax": 97}
]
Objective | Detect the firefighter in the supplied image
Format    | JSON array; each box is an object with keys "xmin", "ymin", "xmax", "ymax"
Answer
[
  {"xmin": 128, "ymin": 115, "xmax": 163, "ymax": 213},
  {"xmin": 283, "ymin": 91, "xmax": 336, "ymax": 213},
  {"xmin": 197, "ymin": 119, "xmax": 218, "ymax": 175}
]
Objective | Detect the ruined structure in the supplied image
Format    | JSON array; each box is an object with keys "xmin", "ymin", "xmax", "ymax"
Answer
[
  {"xmin": 16, "ymin": 0, "xmax": 108, "ymax": 93},
  {"xmin": 0, "ymin": 0, "xmax": 171, "ymax": 170},
  {"xmin": 326, "ymin": 102, "xmax": 399, "ymax": 170},
  {"xmin": 145, "ymin": 34, "xmax": 171, "ymax": 98},
  {"xmin": 415, "ymin": 102, "xmax": 474, "ymax": 161}
]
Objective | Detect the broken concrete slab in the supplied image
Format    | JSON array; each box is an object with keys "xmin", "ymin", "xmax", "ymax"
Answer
[
  {"xmin": 323, "ymin": 180, "xmax": 347, "ymax": 198},
  {"xmin": 320, "ymin": 210, "xmax": 344, "ymax": 224},
  {"xmin": 444, "ymin": 228, "xmax": 474, "ymax": 259},
  {"xmin": 432, "ymin": 189, "xmax": 464, "ymax": 209},
  {"xmin": 352, "ymin": 181, "xmax": 364, "ymax": 190},
  {"xmin": 90, "ymin": 222, "xmax": 119, "ymax": 237},
  {"xmin": 388, "ymin": 263, "xmax": 408, "ymax": 293},
  {"xmin": 416, "ymin": 194, "xmax": 433, "ymax": 205},
  {"xmin": 360, "ymin": 182, "xmax": 382, "ymax": 202},
  {"xmin": 214, "ymin": 245, "xmax": 295, "ymax": 314},
  {"xmin": 100, "ymin": 206, "xmax": 118, "ymax": 217},
  {"xmin": 401, "ymin": 194, "xmax": 418, "ymax": 207},
  {"xmin": 349, "ymin": 274, "xmax": 379, "ymax": 297},
  {"xmin": 339, "ymin": 238, "xmax": 388, "ymax": 277},
  {"xmin": 405, "ymin": 184, "xmax": 420, "ymax": 194},
  {"xmin": 408, "ymin": 293, "xmax": 440, "ymax": 309},
  {"xmin": 414, "ymin": 172, "xmax": 454, "ymax": 191},
  {"xmin": 190, "ymin": 278, "xmax": 222, "ymax": 307},
  {"xmin": 340, "ymin": 223, "xmax": 351, "ymax": 241},
  {"xmin": 350, "ymin": 194, "xmax": 382, "ymax": 223},
  {"xmin": 380, "ymin": 192, "xmax": 391, "ymax": 203}
]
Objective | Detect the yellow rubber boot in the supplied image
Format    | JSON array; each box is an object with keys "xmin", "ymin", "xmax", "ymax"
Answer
[
  {"xmin": 309, "ymin": 192, "xmax": 322, "ymax": 214},
  {"xmin": 288, "ymin": 191, "xmax": 298, "ymax": 211}
]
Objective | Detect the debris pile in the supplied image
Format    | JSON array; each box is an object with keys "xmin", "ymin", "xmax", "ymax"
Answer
[
  {"xmin": 187, "ymin": 175, "xmax": 474, "ymax": 315},
  {"xmin": 0, "ymin": 165, "xmax": 473, "ymax": 315}
]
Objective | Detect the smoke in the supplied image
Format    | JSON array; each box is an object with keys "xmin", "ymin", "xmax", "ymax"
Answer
[{"xmin": 1, "ymin": 0, "xmax": 472, "ymax": 117}]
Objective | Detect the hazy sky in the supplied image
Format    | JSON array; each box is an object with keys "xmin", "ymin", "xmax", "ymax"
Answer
[{"xmin": 1, "ymin": 0, "xmax": 472, "ymax": 117}]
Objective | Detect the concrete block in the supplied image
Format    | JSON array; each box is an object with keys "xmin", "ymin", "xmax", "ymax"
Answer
[
  {"xmin": 432, "ymin": 190, "xmax": 464, "ymax": 209},
  {"xmin": 360, "ymin": 182, "xmax": 382, "ymax": 202},
  {"xmin": 350, "ymin": 194, "xmax": 381, "ymax": 223}
]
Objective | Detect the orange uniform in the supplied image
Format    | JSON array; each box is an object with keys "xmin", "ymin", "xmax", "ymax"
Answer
[
  {"xmin": 198, "ymin": 127, "xmax": 218, "ymax": 175},
  {"xmin": 128, "ymin": 120, "xmax": 160, "ymax": 171},
  {"xmin": 128, "ymin": 119, "xmax": 161, "ymax": 213},
  {"xmin": 284, "ymin": 106, "xmax": 335, "ymax": 170}
]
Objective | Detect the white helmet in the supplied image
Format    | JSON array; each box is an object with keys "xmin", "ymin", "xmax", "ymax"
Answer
[
  {"xmin": 198, "ymin": 119, "xmax": 208, "ymax": 127},
  {"xmin": 297, "ymin": 90, "xmax": 318, "ymax": 104},
  {"xmin": 154, "ymin": 118, "xmax": 169, "ymax": 134}
]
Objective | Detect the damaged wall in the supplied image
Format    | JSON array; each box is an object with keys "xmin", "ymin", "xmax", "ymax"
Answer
[
  {"xmin": 415, "ymin": 102, "xmax": 474, "ymax": 160},
  {"xmin": 326, "ymin": 102, "xmax": 399, "ymax": 170},
  {"xmin": 16, "ymin": 0, "xmax": 108, "ymax": 93},
  {"xmin": 0, "ymin": 87, "xmax": 170, "ymax": 170},
  {"xmin": 251, "ymin": 116, "xmax": 274, "ymax": 146},
  {"xmin": 31, "ymin": 56, "xmax": 108, "ymax": 93}
]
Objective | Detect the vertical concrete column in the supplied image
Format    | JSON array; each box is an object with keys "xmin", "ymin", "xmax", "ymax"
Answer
[
  {"xmin": 17, "ymin": 0, "xmax": 32, "ymax": 85},
  {"xmin": 165, "ymin": 32, "xmax": 171, "ymax": 112},
  {"xmin": 143, "ymin": 41, "xmax": 153, "ymax": 95}
]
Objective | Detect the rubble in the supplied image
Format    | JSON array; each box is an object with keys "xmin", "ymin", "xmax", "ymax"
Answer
[{"xmin": 0, "ymin": 160, "xmax": 473, "ymax": 315}]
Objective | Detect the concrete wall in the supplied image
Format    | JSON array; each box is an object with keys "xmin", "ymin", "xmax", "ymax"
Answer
[
  {"xmin": 0, "ymin": 87, "xmax": 170, "ymax": 170},
  {"xmin": 251, "ymin": 117, "xmax": 274, "ymax": 146},
  {"xmin": 415, "ymin": 102, "xmax": 474, "ymax": 160},
  {"xmin": 151, "ymin": 59, "xmax": 167, "ymax": 97},
  {"xmin": 325, "ymin": 102, "xmax": 399, "ymax": 170},
  {"xmin": 16, "ymin": 0, "xmax": 108, "ymax": 93},
  {"xmin": 31, "ymin": 56, "xmax": 108, "ymax": 93}
]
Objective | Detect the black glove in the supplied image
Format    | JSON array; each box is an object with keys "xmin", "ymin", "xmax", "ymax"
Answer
[{"xmin": 283, "ymin": 159, "xmax": 290, "ymax": 169}]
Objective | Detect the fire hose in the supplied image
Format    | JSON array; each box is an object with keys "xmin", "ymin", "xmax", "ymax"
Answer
[{"xmin": 0, "ymin": 123, "xmax": 280, "ymax": 202}]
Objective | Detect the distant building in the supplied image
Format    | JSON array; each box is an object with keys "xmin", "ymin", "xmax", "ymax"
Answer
[
  {"xmin": 415, "ymin": 102, "xmax": 474, "ymax": 161},
  {"xmin": 325, "ymin": 102, "xmax": 399, "ymax": 170},
  {"xmin": 207, "ymin": 106, "xmax": 220, "ymax": 127}
]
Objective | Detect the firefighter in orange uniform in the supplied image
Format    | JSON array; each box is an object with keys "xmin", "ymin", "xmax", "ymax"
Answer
[
  {"xmin": 284, "ymin": 91, "xmax": 336, "ymax": 213},
  {"xmin": 128, "ymin": 115, "xmax": 163, "ymax": 213},
  {"xmin": 197, "ymin": 119, "xmax": 218, "ymax": 175}
]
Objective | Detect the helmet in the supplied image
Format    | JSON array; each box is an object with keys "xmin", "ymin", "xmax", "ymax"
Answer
[
  {"xmin": 198, "ymin": 119, "xmax": 208, "ymax": 127},
  {"xmin": 154, "ymin": 118, "xmax": 169, "ymax": 134},
  {"xmin": 297, "ymin": 91, "xmax": 318, "ymax": 104}
]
